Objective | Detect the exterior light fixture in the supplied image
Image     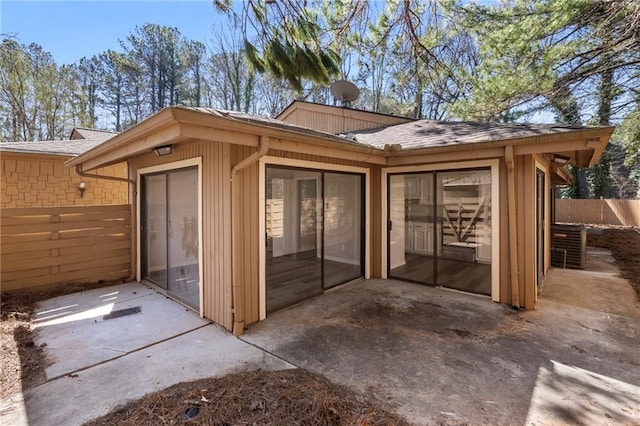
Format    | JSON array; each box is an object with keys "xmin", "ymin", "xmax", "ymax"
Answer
[
  {"xmin": 78, "ymin": 181, "xmax": 87, "ymax": 198},
  {"xmin": 552, "ymin": 155, "xmax": 571, "ymax": 166},
  {"xmin": 153, "ymin": 145, "xmax": 173, "ymax": 156}
]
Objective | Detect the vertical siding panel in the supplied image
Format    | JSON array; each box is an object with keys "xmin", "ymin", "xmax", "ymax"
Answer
[
  {"xmin": 206, "ymin": 142, "xmax": 214, "ymax": 325},
  {"xmin": 130, "ymin": 140, "xmax": 232, "ymax": 330},
  {"xmin": 215, "ymin": 142, "xmax": 222, "ymax": 327},
  {"xmin": 499, "ymin": 160, "xmax": 510, "ymax": 304},
  {"xmin": 283, "ymin": 107, "xmax": 409, "ymax": 134},
  {"xmin": 213, "ymin": 143, "xmax": 219, "ymax": 326},
  {"xmin": 245, "ymin": 162, "xmax": 252, "ymax": 323},
  {"xmin": 515, "ymin": 156, "xmax": 526, "ymax": 308},
  {"xmin": 370, "ymin": 166, "xmax": 381, "ymax": 277},
  {"xmin": 251, "ymin": 161, "xmax": 259, "ymax": 321},
  {"xmin": 212, "ymin": 143, "xmax": 219, "ymax": 324},
  {"xmin": 222, "ymin": 143, "xmax": 232, "ymax": 328},
  {"xmin": 523, "ymin": 156, "xmax": 536, "ymax": 309}
]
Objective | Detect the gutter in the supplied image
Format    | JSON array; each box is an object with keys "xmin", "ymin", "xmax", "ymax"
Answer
[
  {"xmin": 505, "ymin": 146, "xmax": 520, "ymax": 308},
  {"xmin": 230, "ymin": 135, "xmax": 270, "ymax": 336},
  {"xmin": 75, "ymin": 164, "xmax": 135, "ymax": 184}
]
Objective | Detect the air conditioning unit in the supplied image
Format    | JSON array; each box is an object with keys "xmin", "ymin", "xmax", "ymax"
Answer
[{"xmin": 550, "ymin": 224, "xmax": 586, "ymax": 269}]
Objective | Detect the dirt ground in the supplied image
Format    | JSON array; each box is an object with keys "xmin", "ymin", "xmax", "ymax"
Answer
[
  {"xmin": 587, "ymin": 227, "xmax": 640, "ymax": 300},
  {"xmin": 1, "ymin": 227, "xmax": 638, "ymax": 425}
]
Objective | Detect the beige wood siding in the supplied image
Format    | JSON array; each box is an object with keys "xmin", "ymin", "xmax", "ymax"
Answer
[
  {"xmin": 370, "ymin": 165, "xmax": 382, "ymax": 277},
  {"xmin": 498, "ymin": 159, "xmax": 511, "ymax": 304},
  {"xmin": 130, "ymin": 140, "xmax": 232, "ymax": 330},
  {"xmin": 1, "ymin": 204, "xmax": 131, "ymax": 291},
  {"xmin": 511, "ymin": 154, "xmax": 540, "ymax": 309},
  {"xmin": 1, "ymin": 152, "xmax": 127, "ymax": 208},
  {"xmin": 280, "ymin": 108, "xmax": 411, "ymax": 135},
  {"xmin": 523, "ymin": 155, "xmax": 537, "ymax": 308},
  {"xmin": 231, "ymin": 146, "xmax": 260, "ymax": 325},
  {"xmin": 556, "ymin": 199, "xmax": 640, "ymax": 226}
]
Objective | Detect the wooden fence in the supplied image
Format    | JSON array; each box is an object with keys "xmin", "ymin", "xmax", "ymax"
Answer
[
  {"xmin": 1, "ymin": 204, "xmax": 132, "ymax": 292},
  {"xmin": 555, "ymin": 199, "xmax": 640, "ymax": 227}
]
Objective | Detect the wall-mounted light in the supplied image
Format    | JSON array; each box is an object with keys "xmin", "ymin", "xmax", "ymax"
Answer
[
  {"xmin": 552, "ymin": 155, "xmax": 571, "ymax": 166},
  {"xmin": 153, "ymin": 145, "xmax": 173, "ymax": 156},
  {"xmin": 78, "ymin": 181, "xmax": 87, "ymax": 198}
]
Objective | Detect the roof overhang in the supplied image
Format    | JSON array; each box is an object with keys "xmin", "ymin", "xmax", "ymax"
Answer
[
  {"xmin": 66, "ymin": 106, "xmax": 615, "ymax": 173},
  {"xmin": 386, "ymin": 126, "xmax": 614, "ymax": 168},
  {"xmin": 0, "ymin": 150, "xmax": 73, "ymax": 160},
  {"xmin": 66, "ymin": 107, "xmax": 389, "ymax": 171}
]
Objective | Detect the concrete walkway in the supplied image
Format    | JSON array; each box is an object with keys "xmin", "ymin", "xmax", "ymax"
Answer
[{"xmin": 0, "ymin": 282, "xmax": 293, "ymax": 426}]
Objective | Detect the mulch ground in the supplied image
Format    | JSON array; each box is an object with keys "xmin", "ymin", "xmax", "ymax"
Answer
[
  {"xmin": 85, "ymin": 369, "xmax": 409, "ymax": 426},
  {"xmin": 2, "ymin": 227, "xmax": 638, "ymax": 425}
]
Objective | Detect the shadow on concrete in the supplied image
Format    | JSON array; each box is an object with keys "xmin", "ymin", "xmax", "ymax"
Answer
[
  {"xmin": 1, "ymin": 282, "xmax": 293, "ymax": 426},
  {"xmin": 243, "ymin": 274, "xmax": 640, "ymax": 425}
]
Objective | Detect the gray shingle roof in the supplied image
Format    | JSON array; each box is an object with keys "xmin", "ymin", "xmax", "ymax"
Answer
[
  {"xmin": 70, "ymin": 128, "xmax": 118, "ymax": 141},
  {"xmin": 188, "ymin": 107, "xmax": 375, "ymax": 149},
  {"xmin": 0, "ymin": 139, "xmax": 108, "ymax": 156},
  {"xmin": 350, "ymin": 120, "xmax": 594, "ymax": 150},
  {"xmin": 0, "ymin": 128, "xmax": 117, "ymax": 156}
]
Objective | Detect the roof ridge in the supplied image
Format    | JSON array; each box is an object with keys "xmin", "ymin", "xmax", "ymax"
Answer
[{"xmin": 73, "ymin": 127, "xmax": 118, "ymax": 133}]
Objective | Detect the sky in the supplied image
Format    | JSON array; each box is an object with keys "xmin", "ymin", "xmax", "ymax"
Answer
[{"xmin": 0, "ymin": 0, "xmax": 224, "ymax": 64}]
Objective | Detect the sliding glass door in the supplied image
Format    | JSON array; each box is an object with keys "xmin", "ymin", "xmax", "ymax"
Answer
[
  {"xmin": 388, "ymin": 168, "xmax": 492, "ymax": 296},
  {"xmin": 436, "ymin": 170, "xmax": 492, "ymax": 295},
  {"xmin": 266, "ymin": 168, "xmax": 323, "ymax": 313},
  {"xmin": 266, "ymin": 166, "xmax": 364, "ymax": 313},
  {"xmin": 324, "ymin": 173, "xmax": 363, "ymax": 289},
  {"xmin": 141, "ymin": 166, "xmax": 200, "ymax": 310}
]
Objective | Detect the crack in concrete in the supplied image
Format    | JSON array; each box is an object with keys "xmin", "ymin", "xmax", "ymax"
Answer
[{"xmin": 41, "ymin": 323, "xmax": 212, "ymax": 384}]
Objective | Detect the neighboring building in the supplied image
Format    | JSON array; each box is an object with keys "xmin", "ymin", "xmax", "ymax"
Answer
[
  {"xmin": 276, "ymin": 100, "xmax": 414, "ymax": 134},
  {"xmin": 66, "ymin": 105, "xmax": 614, "ymax": 335},
  {"xmin": 0, "ymin": 128, "xmax": 127, "ymax": 208}
]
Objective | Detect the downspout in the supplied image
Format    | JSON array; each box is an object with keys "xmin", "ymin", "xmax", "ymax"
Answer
[
  {"xmin": 230, "ymin": 135, "xmax": 270, "ymax": 336},
  {"xmin": 505, "ymin": 146, "xmax": 520, "ymax": 308}
]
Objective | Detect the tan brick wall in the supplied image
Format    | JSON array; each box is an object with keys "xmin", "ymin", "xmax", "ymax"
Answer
[{"xmin": 1, "ymin": 153, "xmax": 128, "ymax": 208}]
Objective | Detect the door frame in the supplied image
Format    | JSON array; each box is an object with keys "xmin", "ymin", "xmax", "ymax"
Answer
[
  {"xmin": 137, "ymin": 157, "xmax": 204, "ymax": 316},
  {"xmin": 259, "ymin": 156, "xmax": 370, "ymax": 320},
  {"xmin": 534, "ymin": 157, "xmax": 550, "ymax": 298},
  {"xmin": 382, "ymin": 159, "xmax": 500, "ymax": 301}
]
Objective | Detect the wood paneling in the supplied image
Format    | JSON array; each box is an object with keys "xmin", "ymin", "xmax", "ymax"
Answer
[
  {"xmin": 370, "ymin": 165, "xmax": 382, "ymax": 277},
  {"xmin": 278, "ymin": 103, "xmax": 411, "ymax": 135},
  {"xmin": 556, "ymin": 199, "xmax": 640, "ymax": 226},
  {"xmin": 1, "ymin": 205, "xmax": 131, "ymax": 291},
  {"xmin": 498, "ymin": 160, "xmax": 510, "ymax": 304},
  {"xmin": 232, "ymin": 146, "xmax": 259, "ymax": 326},
  {"xmin": 131, "ymin": 140, "xmax": 232, "ymax": 329}
]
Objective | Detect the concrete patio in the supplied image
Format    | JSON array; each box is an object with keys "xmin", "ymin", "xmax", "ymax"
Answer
[
  {"xmin": 0, "ymin": 282, "xmax": 293, "ymax": 426},
  {"xmin": 241, "ymin": 248, "xmax": 640, "ymax": 425},
  {"xmin": 1, "ymin": 247, "xmax": 638, "ymax": 425}
]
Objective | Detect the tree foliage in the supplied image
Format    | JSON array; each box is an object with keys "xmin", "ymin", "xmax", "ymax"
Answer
[
  {"xmin": 0, "ymin": 39, "xmax": 77, "ymax": 141},
  {"xmin": 2, "ymin": 1, "xmax": 640, "ymax": 199}
]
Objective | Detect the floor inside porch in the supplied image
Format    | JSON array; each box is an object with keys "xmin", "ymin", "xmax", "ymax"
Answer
[{"xmin": 266, "ymin": 249, "xmax": 361, "ymax": 312}]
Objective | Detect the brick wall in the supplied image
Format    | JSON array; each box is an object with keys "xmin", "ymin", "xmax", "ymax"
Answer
[{"xmin": 1, "ymin": 153, "xmax": 128, "ymax": 208}]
